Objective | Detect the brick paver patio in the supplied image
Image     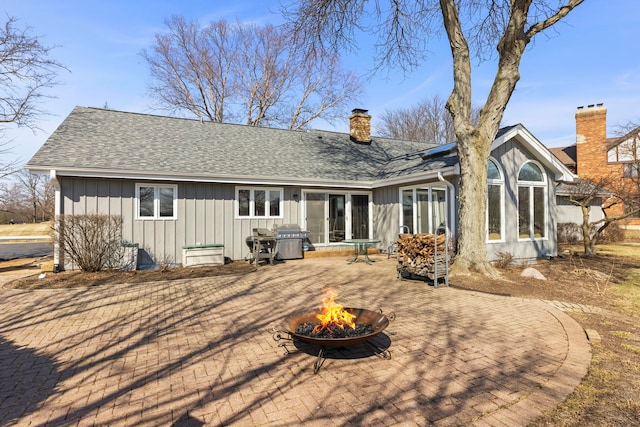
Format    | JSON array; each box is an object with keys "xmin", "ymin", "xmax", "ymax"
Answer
[{"xmin": 0, "ymin": 255, "xmax": 590, "ymax": 426}]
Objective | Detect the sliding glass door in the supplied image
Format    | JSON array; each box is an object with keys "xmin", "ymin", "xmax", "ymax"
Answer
[{"xmin": 304, "ymin": 191, "xmax": 370, "ymax": 244}]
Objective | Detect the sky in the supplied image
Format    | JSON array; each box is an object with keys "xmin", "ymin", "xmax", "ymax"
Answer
[{"xmin": 3, "ymin": 1, "xmax": 640, "ymax": 168}]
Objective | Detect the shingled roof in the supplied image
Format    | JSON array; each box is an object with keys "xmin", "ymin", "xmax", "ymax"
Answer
[{"xmin": 27, "ymin": 107, "xmax": 453, "ymax": 186}]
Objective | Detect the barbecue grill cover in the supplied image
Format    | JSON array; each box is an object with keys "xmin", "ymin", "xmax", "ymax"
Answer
[
  {"xmin": 276, "ymin": 238, "xmax": 303, "ymax": 260},
  {"xmin": 273, "ymin": 224, "xmax": 308, "ymax": 260}
]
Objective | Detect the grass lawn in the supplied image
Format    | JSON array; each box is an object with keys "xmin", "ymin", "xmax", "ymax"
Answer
[{"xmin": 529, "ymin": 241, "xmax": 640, "ymax": 425}]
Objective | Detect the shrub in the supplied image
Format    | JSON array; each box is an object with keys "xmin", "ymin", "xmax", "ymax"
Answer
[
  {"xmin": 601, "ymin": 222, "xmax": 625, "ymax": 243},
  {"xmin": 493, "ymin": 251, "xmax": 514, "ymax": 269},
  {"xmin": 557, "ymin": 222, "xmax": 581, "ymax": 244},
  {"xmin": 57, "ymin": 214, "xmax": 124, "ymax": 272}
]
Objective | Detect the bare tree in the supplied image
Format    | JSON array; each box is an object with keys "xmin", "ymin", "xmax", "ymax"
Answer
[
  {"xmin": 15, "ymin": 170, "xmax": 51, "ymax": 223},
  {"xmin": 0, "ymin": 170, "xmax": 52, "ymax": 223},
  {"xmin": 1, "ymin": 16, "xmax": 66, "ymax": 179},
  {"xmin": 142, "ymin": 16, "xmax": 362, "ymax": 130},
  {"xmin": 571, "ymin": 122, "xmax": 640, "ymax": 254},
  {"xmin": 563, "ymin": 125, "xmax": 640, "ymax": 254},
  {"xmin": 0, "ymin": 16, "xmax": 66, "ymax": 142},
  {"xmin": 378, "ymin": 94, "xmax": 480, "ymax": 144},
  {"xmin": 286, "ymin": 0, "xmax": 584, "ymax": 274},
  {"xmin": 565, "ymin": 174, "xmax": 640, "ymax": 255}
]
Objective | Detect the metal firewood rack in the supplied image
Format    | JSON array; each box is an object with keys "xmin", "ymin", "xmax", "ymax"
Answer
[{"xmin": 396, "ymin": 230, "xmax": 452, "ymax": 288}]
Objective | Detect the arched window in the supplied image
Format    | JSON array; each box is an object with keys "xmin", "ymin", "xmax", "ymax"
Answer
[
  {"xmin": 487, "ymin": 158, "xmax": 504, "ymax": 241},
  {"xmin": 517, "ymin": 161, "xmax": 547, "ymax": 239}
]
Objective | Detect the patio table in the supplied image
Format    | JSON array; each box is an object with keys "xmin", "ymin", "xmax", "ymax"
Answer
[{"xmin": 342, "ymin": 239, "xmax": 380, "ymax": 265}]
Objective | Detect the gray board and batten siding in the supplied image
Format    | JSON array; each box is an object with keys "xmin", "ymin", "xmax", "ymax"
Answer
[
  {"xmin": 27, "ymin": 107, "xmax": 441, "ymax": 267},
  {"xmin": 61, "ymin": 177, "xmax": 305, "ymax": 263},
  {"xmin": 28, "ymin": 106, "xmax": 574, "ymax": 268}
]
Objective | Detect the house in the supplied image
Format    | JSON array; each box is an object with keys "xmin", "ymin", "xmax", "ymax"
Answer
[
  {"xmin": 26, "ymin": 106, "xmax": 575, "ymax": 270},
  {"xmin": 550, "ymin": 104, "xmax": 640, "ymax": 230}
]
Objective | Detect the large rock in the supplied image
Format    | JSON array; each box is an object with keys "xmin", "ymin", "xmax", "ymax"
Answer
[{"xmin": 521, "ymin": 267, "xmax": 546, "ymax": 281}]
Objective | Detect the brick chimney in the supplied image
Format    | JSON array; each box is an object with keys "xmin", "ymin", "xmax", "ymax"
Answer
[
  {"xmin": 575, "ymin": 103, "xmax": 607, "ymax": 177},
  {"xmin": 349, "ymin": 109, "xmax": 371, "ymax": 143}
]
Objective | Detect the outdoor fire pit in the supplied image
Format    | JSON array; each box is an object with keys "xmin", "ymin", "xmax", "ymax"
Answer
[{"xmin": 272, "ymin": 288, "xmax": 395, "ymax": 373}]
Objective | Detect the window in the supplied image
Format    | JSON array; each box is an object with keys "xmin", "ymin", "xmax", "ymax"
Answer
[
  {"xmin": 624, "ymin": 201, "xmax": 640, "ymax": 219},
  {"xmin": 487, "ymin": 159, "xmax": 504, "ymax": 241},
  {"xmin": 136, "ymin": 184, "xmax": 177, "ymax": 219},
  {"xmin": 236, "ymin": 187, "xmax": 282, "ymax": 218},
  {"xmin": 623, "ymin": 163, "xmax": 639, "ymax": 178},
  {"xmin": 517, "ymin": 162, "xmax": 546, "ymax": 239},
  {"xmin": 400, "ymin": 186, "xmax": 447, "ymax": 235}
]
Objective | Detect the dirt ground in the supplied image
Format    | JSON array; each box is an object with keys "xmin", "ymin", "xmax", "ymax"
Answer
[
  {"xmin": 2, "ymin": 248, "xmax": 640, "ymax": 426},
  {"xmin": 451, "ymin": 251, "xmax": 640, "ymax": 312},
  {"xmin": 1, "ymin": 258, "xmax": 256, "ymax": 289}
]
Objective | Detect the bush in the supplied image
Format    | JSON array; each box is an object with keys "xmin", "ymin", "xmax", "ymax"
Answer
[
  {"xmin": 601, "ymin": 222, "xmax": 625, "ymax": 243},
  {"xmin": 557, "ymin": 222, "xmax": 581, "ymax": 244},
  {"xmin": 493, "ymin": 251, "xmax": 514, "ymax": 269},
  {"xmin": 57, "ymin": 214, "xmax": 124, "ymax": 272}
]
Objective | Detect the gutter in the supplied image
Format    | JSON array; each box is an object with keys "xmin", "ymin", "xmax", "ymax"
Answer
[{"xmin": 27, "ymin": 165, "xmax": 459, "ymax": 190}]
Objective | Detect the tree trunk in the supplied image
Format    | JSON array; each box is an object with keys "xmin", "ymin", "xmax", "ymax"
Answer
[
  {"xmin": 580, "ymin": 204, "xmax": 594, "ymax": 255},
  {"xmin": 451, "ymin": 133, "xmax": 497, "ymax": 276}
]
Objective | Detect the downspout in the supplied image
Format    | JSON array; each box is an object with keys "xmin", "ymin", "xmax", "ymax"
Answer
[
  {"xmin": 49, "ymin": 170, "xmax": 61, "ymax": 272},
  {"xmin": 437, "ymin": 172, "xmax": 456, "ymax": 237},
  {"xmin": 438, "ymin": 171, "xmax": 456, "ymax": 286}
]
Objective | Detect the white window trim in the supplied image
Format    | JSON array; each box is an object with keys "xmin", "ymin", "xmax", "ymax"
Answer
[
  {"xmin": 487, "ymin": 158, "xmax": 505, "ymax": 243},
  {"xmin": 517, "ymin": 160, "xmax": 548, "ymax": 241},
  {"xmin": 235, "ymin": 186, "xmax": 284, "ymax": 219},
  {"xmin": 398, "ymin": 184, "xmax": 449, "ymax": 235},
  {"xmin": 135, "ymin": 183, "xmax": 178, "ymax": 220},
  {"xmin": 301, "ymin": 189, "xmax": 373, "ymax": 244}
]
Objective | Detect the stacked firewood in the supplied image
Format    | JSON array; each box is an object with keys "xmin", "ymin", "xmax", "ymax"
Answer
[{"xmin": 396, "ymin": 233, "xmax": 451, "ymax": 279}]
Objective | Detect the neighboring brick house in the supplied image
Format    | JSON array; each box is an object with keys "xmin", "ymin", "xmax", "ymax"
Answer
[{"xmin": 550, "ymin": 104, "xmax": 640, "ymax": 229}]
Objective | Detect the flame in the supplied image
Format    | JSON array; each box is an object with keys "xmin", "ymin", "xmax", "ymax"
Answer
[{"xmin": 312, "ymin": 287, "xmax": 356, "ymax": 335}]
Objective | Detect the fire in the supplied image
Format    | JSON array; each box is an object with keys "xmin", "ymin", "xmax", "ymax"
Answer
[{"xmin": 312, "ymin": 287, "xmax": 356, "ymax": 335}]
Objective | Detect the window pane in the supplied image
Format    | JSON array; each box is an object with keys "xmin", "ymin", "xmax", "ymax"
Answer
[
  {"xmin": 518, "ymin": 187, "xmax": 530, "ymax": 238},
  {"xmin": 518, "ymin": 163, "xmax": 543, "ymax": 181},
  {"xmin": 625, "ymin": 201, "xmax": 640, "ymax": 218},
  {"xmin": 269, "ymin": 190, "xmax": 280, "ymax": 216},
  {"xmin": 254, "ymin": 190, "xmax": 265, "ymax": 216},
  {"xmin": 623, "ymin": 163, "xmax": 639, "ymax": 178},
  {"xmin": 416, "ymin": 189, "xmax": 429, "ymax": 233},
  {"xmin": 533, "ymin": 187, "xmax": 545, "ymax": 238},
  {"xmin": 238, "ymin": 189, "xmax": 250, "ymax": 216},
  {"xmin": 139, "ymin": 186, "xmax": 155, "ymax": 217},
  {"xmin": 488, "ymin": 160, "xmax": 500, "ymax": 180},
  {"xmin": 306, "ymin": 193, "xmax": 326, "ymax": 244},
  {"xmin": 351, "ymin": 195, "xmax": 369, "ymax": 239},
  {"xmin": 488, "ymin": 184, "xmax": 501, "ymax": 240},
  {"xmin": 329, "ymin": 194, "xmax": 345, "ymax": 242},
  {"xmin": 432, "ymin": 188, "xmax": 446, "ymax": 234},
  {"xmin": 158, "ymin": 187, "xmax": 175, "ymax": 217},
  {"xmin": 402, "ymin": 190, "xmax": 413, "ymax": 234}
]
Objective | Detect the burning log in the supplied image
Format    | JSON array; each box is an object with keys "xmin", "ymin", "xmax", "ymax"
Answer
[
  {"xmin": 293, "ymin": 288, "xmax": 376, "ymax": 339},
  {"xmin": 295, "ymin": 322, "xmax": 374, "ymax": 339}
]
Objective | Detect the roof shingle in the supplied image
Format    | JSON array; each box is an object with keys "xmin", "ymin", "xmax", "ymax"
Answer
[{"xmin": 27, "ymin": 107, "xmax": 445, "ymax": 185}]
